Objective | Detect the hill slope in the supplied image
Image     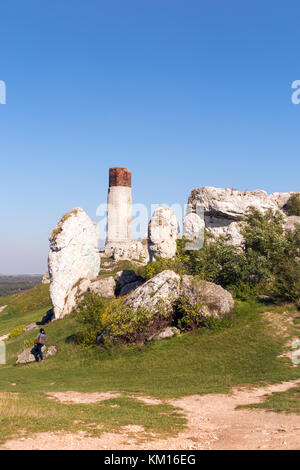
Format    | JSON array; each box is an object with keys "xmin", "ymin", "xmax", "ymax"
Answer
[{"xmin": 0, "ymin": 283, "xmax": 299, "ymax": 447}]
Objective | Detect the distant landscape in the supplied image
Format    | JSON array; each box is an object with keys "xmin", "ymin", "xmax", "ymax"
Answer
[{"xmin": 0, "ymin": 275, "xmax": 43, "ymax": 297}]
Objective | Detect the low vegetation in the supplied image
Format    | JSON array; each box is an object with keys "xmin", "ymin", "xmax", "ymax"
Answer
[
  {"xmin": 240, "ymin": 385, "xmax": 300, "ymax": 414},
  {"xmin": 140, "ymin": 209, "xmax": 300, "ymax": 304},
  {"xmin": 0, "ymin": 284, "xmax": 50, "ymax": 336},
  {"xmin": 0, "ymin": 208, "xmax": 299, "ymax": 444},
  {"xmin": 286, "ymin": 193, "xmax": 300, "ymax": 217}
]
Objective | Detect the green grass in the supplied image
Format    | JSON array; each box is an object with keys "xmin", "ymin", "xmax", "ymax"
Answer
[
  {"xmin": 98, "ymin": 259, "xmax": 141, "ymax": 278},
  {"xmin": 0, "ymin": 284, "xmax": 299, "ymax": 444},
  {"xmin": 239, "ymin": 385, "xmax": 300, "ymax": 415},
  {"xmin": 0, "ymin": 392, "xmax": 185, "ymax": 444},
  {"xmin": 0, "ymin": 299, "xmax": 299, "ymax": 397},
  {"xmin": 0, "ymin": 284, "xmax": 50, "ymax": 336}
]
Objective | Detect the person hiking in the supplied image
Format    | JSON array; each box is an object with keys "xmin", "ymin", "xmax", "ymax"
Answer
[{"xmin": 32, "ymin": 328, "xmax": 46, "ymax": 362}]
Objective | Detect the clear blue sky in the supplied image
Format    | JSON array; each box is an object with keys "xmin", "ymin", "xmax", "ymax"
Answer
[{"xmin": 0, "ymin": 0, "xmax": 300, "ymax": 274}]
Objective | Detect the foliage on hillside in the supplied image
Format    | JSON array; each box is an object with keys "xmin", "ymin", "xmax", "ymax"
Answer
[
  {"xmin": 0, "ymin": 284, "xmax": 50, "ymax": 336},
  {"xmin": 0, "ymin": 284, "xmax": 50, "ymax": 314},
  {"xmin": 141, "ymin": 209, "xmax": 300, "ymax": 303},
  {"xmin": 286, "ymin": 193, "xmax": 300, "ymax": 216}
]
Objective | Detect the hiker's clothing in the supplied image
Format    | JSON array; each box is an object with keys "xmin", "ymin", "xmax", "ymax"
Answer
[
  {"xmin": 35, "ymin": 333, "xmax": 46, "ymax": 345},
  {"xmin": 34, "ymin": 344, "xmax": 43, "ymax": 361},
  {"xmin": 31, "ymin": 332, "xmax": 46, "ymax": 362}
]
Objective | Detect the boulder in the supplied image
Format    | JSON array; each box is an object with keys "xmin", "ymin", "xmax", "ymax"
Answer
[
  {"xmin": 42, "ymin": 272, "xmax": 50, "ymax": 284},
  {"xmin": 183, "ymin": 212, "xmax": 205, "ymax": 249},
  {"xmin": 284, "ymin": 216, "xmax": 300, "ymax": 231},
  {"xmin": 16, "ymin": 345, "xmax": 58, "ymax": 364},
  {"xmin": 115, "ymin": 270, "xmax": 144, "ymax": 296},
  {"xmin": 115, "ymin": 270, "xmax": 140, "ymax": 290},
  {"xmin": 24, "ymin": 323, "xmax": 39, "ymax": 333},
  {"xmin": 105, "ymin": 241, "xmax": 149, "ymax": 263},
  {"xmin": 48, "ymin": 207, "xmax": 100, "ymax": 319},
  {"xmin": 148, "ymin": 206, "xmax": 179, "ymax": 261},
  {"xmin": 87, "ymin": 277, "xmax": 116, "ymax": 298},
  {"xmin": 77, "ymin": 276, "xmax": 116, "ymax": 298},
  {"xmin": 104, "ymin": 270, "xmax": 181, "ymax": 343},
  {"xmin": 188, "ymin": 187, "xmax": 291, "ymax": 246},
  {"xmin": 124, "ymin": 270, "xmax": 180, "ymax": 314},
  {"xmin": 148, "ymin": 326, "xmax": 180, "ymax": 341},
  {"xmin": 180, "ymin": 275, "xmax": 234, "ymax": 318},
  {"xmin": 119, "ymin": 280, "xmax": 143, "ymax": 296}
]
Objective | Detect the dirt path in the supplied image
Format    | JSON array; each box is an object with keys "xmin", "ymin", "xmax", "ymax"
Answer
[{"xmin": 2, "ymin": 381, "xmax": 300, "ymax": 450}]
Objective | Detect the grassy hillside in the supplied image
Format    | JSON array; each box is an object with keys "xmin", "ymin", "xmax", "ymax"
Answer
[
  {"xmin": 0, "ymin": 283, "xmax": 299, "ymax": 443},
  {"xmin": 0, "ymin": 284, "xmax": 50, "ymax": 336}
]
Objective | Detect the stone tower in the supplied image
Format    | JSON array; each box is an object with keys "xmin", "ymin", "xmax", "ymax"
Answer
[{"xmin": 105, "ymin": 167, "xmax": 132, "ymax": 253}]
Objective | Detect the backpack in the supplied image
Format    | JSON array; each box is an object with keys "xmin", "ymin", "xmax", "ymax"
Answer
[{"xmin": 36, "ymin": 334, "xmax": 45, "ymax": 345}]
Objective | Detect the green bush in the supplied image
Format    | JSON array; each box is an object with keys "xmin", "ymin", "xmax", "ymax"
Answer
[
  {"xmin": 24, "ymin": 338, "xmax": 35, "ymax": 348},
  {"xmin": 173, "ymin": 297, "xmax": 233, "ymax": 331},
  {"xmin": 138, "ymin": 238, "xmax": 189, "ymax": 280},
  {"xmin": 9, "ymin": 324, "xmax": 26, "ymax": 339},
  {"xmin": 184, "ymin": 208, "xmax": 300, "ymax": 303},
  {"xmin": 103, "ymin": 298, "xmax": 171, "ymax": 343},
  {"xmin": 76, "ymin": 293, "xmax": 109, "ymax": 346},
  {"xmin": 286, "ymin": 193, "xmax": 300, "ymax": 216}
]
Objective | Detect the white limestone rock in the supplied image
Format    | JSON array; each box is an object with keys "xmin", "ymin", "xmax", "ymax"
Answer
[
  {"xmin": 42, "ymin": 272, "xmax": 50, "ymax": 284},
  {"xmin": 148, "ymin": 206, "xmax": 179, "ymax": 262},
  {"xmin": 148, "ymin": 326, "xmax": 180, "ymax": 341},
  {"xmin": 115, "ymin": 270, "xmax": 140, "ymax": 290},
  {"xmin": 284, "ymin": 215, "xmax": 300, "ymax": 231},
  {"xmin": 16, "ymin": 345, "xmax": 58, "ymax": 364},
  {"xmin": 183, "ymin": 212, "xmax": 205, "ymax": 249},
  {"xmin": 188, "ymin": 187, "xmax": 293, "ymax": 246},
  {"xmin": 105, "ymin": 240, "xmax": 149, "ymax": 263},
  {"xmin": 79, "ymin": 276, "xmax": 116, "ymax": 299},
  {"xmin": 48, "ymin": 207, "xmax": 100, "ymax": 319},
  {"xmin": 124, "ymin": 270, "xmax": 181, "ymax": 315},
  {"xmin": 180, "ymin": 275, "xmax": 234, "ymax": 319},
  {"xmin": 119, "ymin": 280, "xmax": 143, "ymax": 296}
]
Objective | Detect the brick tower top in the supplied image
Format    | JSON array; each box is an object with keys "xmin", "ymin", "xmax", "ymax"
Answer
[{"xmin": 109, "ymin": 167, "xmax": 131, "ymax": 187}]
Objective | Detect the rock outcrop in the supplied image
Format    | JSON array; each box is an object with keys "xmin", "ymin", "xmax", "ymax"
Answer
[
  {"xmin": 104, "ymin": 270, "xmax": 234, "ymax": 343},
  {"xmin": 48, "ymin": 207, "xmax": 100, "ymax": 319},
  {"xmin": 16, "ymin": 345, "xmax": 58, "ymax": 364},
  {"xmin": 78, "ymin": 276, "xmax": 116, "ymax": 299},
  {"xmin": 42, "ymin": 273, "xmax": 50, "ymax": 284},
  {"xmin": 188, "ymin": 187, "xmax": 293, "ymax": 245},
  {"xmin": 148, "ymin": 206, "xmax": 179, "ymax": 261},
  {"xmin": 284, "ymin": 216, "xmax": 300, "ymax": 231},
  {"xmin": 124, "ymin": 270, "xmax": 181, "ymax": 315},
  {"xmin": 183, "ymin": 211, "xmax": 205, "ymax": 249},
  {"xmin": 115, "ymin": 270, "xmax": 144, "ymax": 296},
  {"xmin": 180, "ymin": 275, "xmax": 234, "ymax": 319},
  {"xmin": 119, "ymin": 280, "xmax": 143, "ymax": 296},
  {"xmin": 148, "ymin": 326, "xmax": 180, "ymax": 341},
  {"xmin": 105, "ymin": 240, "xmax": 149, "ymax": 263}
]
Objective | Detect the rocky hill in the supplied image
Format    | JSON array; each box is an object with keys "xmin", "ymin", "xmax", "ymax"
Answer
[{"xmin": 188, "ymin": 187, "xmax": 300, "ymax": 245}]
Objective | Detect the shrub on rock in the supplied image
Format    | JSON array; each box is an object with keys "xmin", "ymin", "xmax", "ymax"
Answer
[{"xmin": 180, "ymin": 275, "xmax": 234, "ymax": 319}]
